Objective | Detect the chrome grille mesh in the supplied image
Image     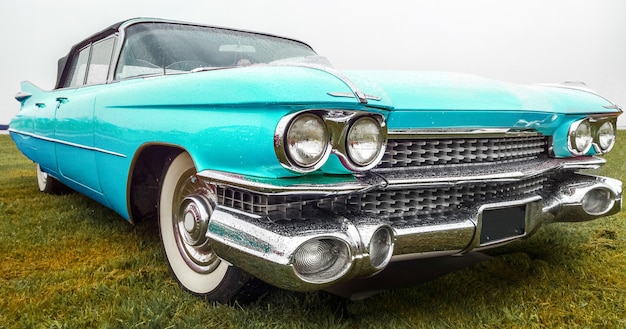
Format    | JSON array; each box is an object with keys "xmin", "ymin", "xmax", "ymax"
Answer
[
  {"xmin": 377, "ymin": 135, "xmax": 547, "ymax": 168},
  {"xmin": 217, "ymin": 174, "xmax": 554, "ymax": 224},
  {"xmin": 216, "ymin": 134, "xmax": 553, "ymax": 225},
  {"xmin": 341, "ymin": 175, "xmax": 548, "ymax": 225}
]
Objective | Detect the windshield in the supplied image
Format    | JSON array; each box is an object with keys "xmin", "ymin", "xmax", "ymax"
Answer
[{"xmin": 115, "ymin": 22, "xmax": 319, "ymax": 79}]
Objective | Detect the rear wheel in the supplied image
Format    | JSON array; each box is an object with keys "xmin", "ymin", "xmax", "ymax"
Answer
[
  {"xmin": 36, "ymin": 164, "xmax": 68, "ymax": 194},
  {"xmin": 158, "ymin": 152, "xmax": 252, "ymax": 303}
]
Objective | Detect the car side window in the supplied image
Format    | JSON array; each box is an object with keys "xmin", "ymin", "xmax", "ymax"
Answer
[
  {"xmin": 67, "ymin": 46, "xmax": 90, "ymax": 87},
  {"xmin": 86, "ymin": 37, "xmax": 115, "ymax": 85},
  {"xmin": 63, "ymin": 36, "xmax": 116, "ymax": 88}
]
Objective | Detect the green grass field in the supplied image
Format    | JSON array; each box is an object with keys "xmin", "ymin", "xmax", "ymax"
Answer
[{"xmin": 1, "ymin": 134, "xmax": 626, "ymax": 328}]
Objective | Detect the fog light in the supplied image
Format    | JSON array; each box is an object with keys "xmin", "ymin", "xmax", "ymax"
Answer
[
  {"xmin": 293, "ymin": 238, "xmax": 351, "ymax": 283},
  {"xmin": 582, "ymin": 188, "xmax": 614, "ymax": 215},
  {"xmin": 369, "ymin": 227, "xmax": 394, "ymax": 270}
]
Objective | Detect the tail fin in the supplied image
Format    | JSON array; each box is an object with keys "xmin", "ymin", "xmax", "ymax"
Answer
[{"xmin": 15, "ymin": 81, "xmax": 45, "ymax": 105}]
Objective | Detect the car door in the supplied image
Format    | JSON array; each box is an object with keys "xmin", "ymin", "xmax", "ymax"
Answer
[{"xmin": 54, "ymin": 37, "xmax": 115, "ymax": 195}]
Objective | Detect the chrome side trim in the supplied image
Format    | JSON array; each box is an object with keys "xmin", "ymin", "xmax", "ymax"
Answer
[{"xmin": 8, "ymin": 128, "xmax": 127, "ymax": 158}]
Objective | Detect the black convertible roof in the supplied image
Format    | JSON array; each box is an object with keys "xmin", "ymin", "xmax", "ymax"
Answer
[{"xmin": 55, "ymin": 19, "xmax": 124, "ymax": 89}]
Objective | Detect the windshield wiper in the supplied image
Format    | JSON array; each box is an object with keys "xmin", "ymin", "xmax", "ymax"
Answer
[{"xmin": 190, "ymin": 66, "xmax": 230, "ymax": 73}]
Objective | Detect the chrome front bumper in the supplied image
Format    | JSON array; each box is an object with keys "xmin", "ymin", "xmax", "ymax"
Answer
[{"xmin": 197, "ymin": 160, "xmax": 622, "ymax": 292}]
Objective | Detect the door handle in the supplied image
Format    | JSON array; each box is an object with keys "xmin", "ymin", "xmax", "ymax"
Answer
[{"xmin": 55, "ymin": 97, "xmax": 69, "ymax": 110}]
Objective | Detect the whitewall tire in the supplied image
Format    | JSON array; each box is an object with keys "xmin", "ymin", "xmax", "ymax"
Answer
[{"xmin": 158, "ymin": 152, "xmax": 251, "ymax": 303}]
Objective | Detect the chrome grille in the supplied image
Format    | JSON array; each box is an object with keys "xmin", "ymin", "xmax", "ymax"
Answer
[
  {"xmin": 216, "ymin": 174, "xmax": 556, "ymax": 225},
  {"xmin": 377, "ymin": 135, "xmax": 547, "ymax": 169},
  {"xmin": 341, "ymin": 175, "xmax": 548, "ymax": 225},
  {"xmin": 216, "ymin": 133, "xmax": 554, "ymax": 225}
]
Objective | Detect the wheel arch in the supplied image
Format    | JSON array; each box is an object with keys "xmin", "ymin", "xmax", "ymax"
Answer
[{"xmin": 127, "ymin": 143, "xmax": 187, "ymax": 224}]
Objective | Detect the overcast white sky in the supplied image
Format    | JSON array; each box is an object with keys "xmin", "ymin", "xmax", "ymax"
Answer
[{"xmin": 1, "ymin": 0, "xmax": 625, "ymax": 126}]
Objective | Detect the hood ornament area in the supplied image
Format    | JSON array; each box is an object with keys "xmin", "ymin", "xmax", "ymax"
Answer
[
  {"xmin": 268, "ymin": 56, "xmax": 379, "ymax": 104},
  {"xmin": 327, "ymin": 91, "xmax": 382, "ymax": 103}
]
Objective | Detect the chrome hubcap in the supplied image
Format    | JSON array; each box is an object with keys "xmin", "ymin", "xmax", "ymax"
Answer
[
  {"xmin": 179, "ymin": 196, "xmax": 210, "ymax": 246},
  {"xmin": 172, "ymin": 174, "xmax": 220, "ymax": 274}
]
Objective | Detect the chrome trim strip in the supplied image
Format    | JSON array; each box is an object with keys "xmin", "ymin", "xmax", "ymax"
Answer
[
  {"xmin": 372, "ymin": 157, "xmax": 605, "ymax": 187},
  {"xmin": 8, "ymin": 128, "xmax": 127, "ymax": 158},
  {"xmin": 387, "ymin": 128, "xmax": 542, "ymax": 139},
  {"xmin": 197, "ymin": 169, "xmax": 382, "ymax": 196},
  {"xmin": 197, "ymin": 156, "xmax": 606, "ymax": 195}
]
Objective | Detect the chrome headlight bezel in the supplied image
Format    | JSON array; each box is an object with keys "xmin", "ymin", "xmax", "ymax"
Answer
[
  {"xmin": 565, "ymin": 116, "xmax": 619, "ymax": 156},
  {"xmin": 328, "ymin": 112, "xmax": 387, "ymax": 172},
  {"xmin": 568, "ymin": 119, "xmax": 593, "ymax": 156},
  {"xmin": 595, "ymin": 120, "xmax": 616, "ymax": 153},
  {"xmin": 275, "ymin": 110, "xmax": 387, "ymax": 173},
  {"xmin": 275, "ymin": 112, "xmax": 331, "ymax": 173},
  {"xmin": 345, "ymin": 116, "xmax": 386, "ymax": 169}
]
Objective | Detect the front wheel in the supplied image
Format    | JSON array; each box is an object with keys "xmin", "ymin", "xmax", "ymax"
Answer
[{"xmin": 158, "ymin": 152, "xmax": 252, "ymax": 303}]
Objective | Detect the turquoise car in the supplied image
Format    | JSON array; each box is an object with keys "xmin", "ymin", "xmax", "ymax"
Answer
[{"xmin": 9, "ymin": 18, "xmax": 623, "ymax": 303}]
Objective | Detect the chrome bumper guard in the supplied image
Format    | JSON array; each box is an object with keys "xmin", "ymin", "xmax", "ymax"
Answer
[{"xmin": 199, "ymin": 160, "xmax": 622, "ymax": 292}]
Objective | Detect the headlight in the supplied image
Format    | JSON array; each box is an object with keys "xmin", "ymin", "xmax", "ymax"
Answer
[
  {"xmin": 275, "ymin": 110, "xmax": 387, "ymax": 173},
  {"xmin": 285, "ymin": 113, "xmax": 329, "ymax": 170},
  {"xmin": 596, "ymin": 121, "xmax": 616, "ymax": 153},
  {"xmin": 346, "ymin": 116, "xmax": 385, "ymax": 168},
  {"xmin": 568, "ymin": 119, "xmax": 593, "ymax": 155}
]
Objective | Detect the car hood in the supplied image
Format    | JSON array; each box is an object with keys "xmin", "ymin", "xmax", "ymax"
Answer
[
  {"xmin": 342, "ymin": 70, "xmax": 616, "ymax": 114},
  {"xmin": 110, "ymin": 65, "xmax": 615, "ymax": 118}
]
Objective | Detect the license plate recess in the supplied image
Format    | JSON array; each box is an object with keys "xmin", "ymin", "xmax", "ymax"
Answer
[{"xmin": 479, "ymin": 203, "xmax": 527, "ymax": 246}]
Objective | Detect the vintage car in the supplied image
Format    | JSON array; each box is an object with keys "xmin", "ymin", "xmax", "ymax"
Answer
[{"xmin": 9, "ymin": 18, "xmax": 623, "ymax": 303}]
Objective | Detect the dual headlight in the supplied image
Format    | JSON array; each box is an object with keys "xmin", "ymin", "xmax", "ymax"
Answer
[
  {"xmin": 275, "ymin": 110, "xmax": 387, "ymax": 173},
  {"xmin": 568, "ymin": 118, "xmax": 617, "ymax": 156}
]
